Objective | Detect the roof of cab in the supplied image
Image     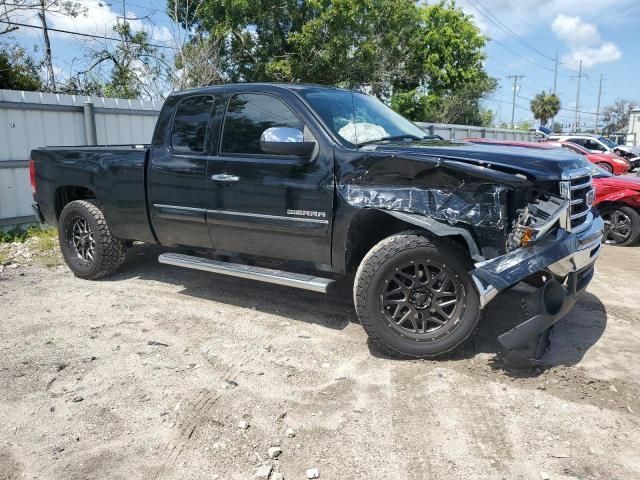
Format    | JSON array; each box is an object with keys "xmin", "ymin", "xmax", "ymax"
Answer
[{"xmin": 169, "ymin": 82, "xmax": 350, "ymax": 98}]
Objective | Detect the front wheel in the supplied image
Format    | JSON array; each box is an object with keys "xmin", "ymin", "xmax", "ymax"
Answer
[
  {"xmin": 353, "ymin": 232, "xmax": 480, "ymax": 358},
  {"xmin": 58, "ymin": 200, "xmax": 126, "ymax": 279},
  {"xmin": 601, "ymin": 205, "xmax": 640, "ymax": 246}
]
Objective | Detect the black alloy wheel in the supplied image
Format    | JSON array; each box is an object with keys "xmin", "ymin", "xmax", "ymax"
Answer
[
  {"xmin": 67, "ymin": 216, "xmax": 96, "ymax": 262},
  {"xmin": 381, "ymin": 260, "xmax": 465, "ymax": 342},
  {"xmin": 602, "ymin": 206, "xmax": 640, "ymax": 246}
]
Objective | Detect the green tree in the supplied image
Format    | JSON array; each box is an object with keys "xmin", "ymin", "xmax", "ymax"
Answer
[
  {"xmin": 287, "ymin": 0, "xmax": 420, "ymax": 96},
  {"xmin": 85, "ymin": 21, "xmax": 167, "ymax": 99},
  {"xmin": 0, "ymin": 43, "xmax": 42, "ymax": 91},
  {"xmin": 602, "ymin": 99, "xmax": 638, "ymax": 134},
  {"xmin": 168, "ymin": 0, "xmax": 493, "ymax": 107},
  {"xmin": 530, "ymin": 91, "xmax": 560, "ymax": 126},
  {"xmin": 552, "ymin": 121, "xmax": 563, "ymax": 133}
]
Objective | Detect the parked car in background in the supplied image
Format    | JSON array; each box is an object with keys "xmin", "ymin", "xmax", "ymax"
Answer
[
  {"xmin": 548, "ymin": 134, "xmax": 640, "ymax": 171},
  {"xmin": 543, "ymin": 140, "xmax": 630, "ymax": 175},
  {"xmin": 465, "ymin": 137, "xmax": 640, "ymax": 246},
  {"xmin": 592, "ymin": 169, "xmax": 640, "ymax": 245}
]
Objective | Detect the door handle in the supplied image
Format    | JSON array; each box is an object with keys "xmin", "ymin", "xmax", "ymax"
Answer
[{"xmin": 211, "ymin": 174, "xmax": 240, "ymax": 182}]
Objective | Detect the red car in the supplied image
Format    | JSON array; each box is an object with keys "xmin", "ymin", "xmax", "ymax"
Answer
[
  {"xmin": 464, "ymin": 138, "xmax": 640, "ymax": 245},
  {"xmin": 593, "ymin": 169, "xmax": 640, "ymax": 245},
  {"xmin": 544, "ymin": 140, "xmax": 630, "ymax": 175}
]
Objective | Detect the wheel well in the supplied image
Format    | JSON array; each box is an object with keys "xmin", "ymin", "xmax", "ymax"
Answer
[
  {"xmin": 597, "ymin": 201, "xmax": 629, "ymax": 212},
  {"xmin": 54, "ymin": 186, "xmax": 97, "ymax": 220},
  {"xmin": 344, "ymin": 209, "xmax": 469, "ymax": 273}
]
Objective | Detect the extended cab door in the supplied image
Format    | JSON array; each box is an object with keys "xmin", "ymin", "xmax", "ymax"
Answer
[
  {"xmin": 147, "ymin": 94, "xmax": 217, "ymax": 248},
  {"xmin": 205, "ymin": 91, "xmax": 334, "ymax": 264}
]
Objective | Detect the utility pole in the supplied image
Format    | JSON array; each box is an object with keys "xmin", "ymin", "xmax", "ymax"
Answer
[
  {"xmin": 38, "ymin": 0, "xmax": 55, "ymax": 92},
  {"xmin": 508, "ymin": 75, "xmax": 525, "ymax": 129},
  {"xmin": 572, "ymin": 59, "xmax": 586, "ymax": 133},
  {"xmin": 595, "ymin": 73, "xmax": 603, "ymax": 134},
  {"xmin": 551, "ymin": 52, "xmax": 558, "ymax": 128}
]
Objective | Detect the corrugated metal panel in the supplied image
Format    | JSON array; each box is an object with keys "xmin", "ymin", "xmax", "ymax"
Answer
[
  {"xmin": 0, "ymin": 167, "xmax": 32, "ymax": 219},
  {"xmin": 0, "ymin": 89, "xmax": 161, "ymax": 227}
]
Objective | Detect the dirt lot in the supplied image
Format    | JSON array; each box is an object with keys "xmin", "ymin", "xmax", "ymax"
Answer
[{"xmin": 1, "ymin": 238, "xmax": 640, "ymax": 480}]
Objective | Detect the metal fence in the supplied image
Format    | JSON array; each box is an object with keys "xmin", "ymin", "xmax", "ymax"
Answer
[
  {"xmin": 0, "ymin": 89, "xmax": 161, "ymax": 229},
  {"xmin": 415, "ymin": 122, "xmax": 535, "ymax": 141},
  {"xmin": 0, "ymin": 89, "xmax": 535, "ymax": 230}
]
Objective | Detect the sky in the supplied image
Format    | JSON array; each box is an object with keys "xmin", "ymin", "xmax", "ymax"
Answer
[{"xmin": 3, "ymin": 0, "xmax": 639, "ymax": 130}]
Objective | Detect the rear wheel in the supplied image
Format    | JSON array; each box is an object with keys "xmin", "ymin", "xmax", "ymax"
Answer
[
  {"xmin": 354, "ymin": 232, "xmax": 480, "ymax": 358},
  {"xmin": 597, "ymin": 162, "xmax": 613, "ymax": 174},
  {"xmin": 58, "ymin": 200, "xmax": 126, "ymax": 279},
  {"xmin": 602, "ymin": 205, "xmax": 640, "ymax": 246}
]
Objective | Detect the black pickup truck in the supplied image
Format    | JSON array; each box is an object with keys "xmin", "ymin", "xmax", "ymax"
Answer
[{"xmin": 30, "ymin": 83, "xmax": 604, "ymax": 360}]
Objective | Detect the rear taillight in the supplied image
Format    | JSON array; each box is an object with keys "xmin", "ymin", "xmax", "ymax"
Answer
[{"xmin": 29, "ymin": 158, "xmax": 36, "ymax": 195}]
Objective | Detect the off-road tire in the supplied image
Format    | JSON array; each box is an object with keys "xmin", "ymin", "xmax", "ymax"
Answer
[
  {"xmin": 353, "ymin": 231, "xmax": 481, "ymax": 358},
  {"xmin": 58, "ymin": 200, "xmax": 126, "ymax": 279},
  {"xmin": 601, "ymin": 205, "xmax": 640, "ymax": 246}
]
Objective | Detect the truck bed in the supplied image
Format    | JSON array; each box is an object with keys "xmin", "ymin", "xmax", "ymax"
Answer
[{"xmin": 31, "ymin": 145, "xmax": 155, "ymax": 243}]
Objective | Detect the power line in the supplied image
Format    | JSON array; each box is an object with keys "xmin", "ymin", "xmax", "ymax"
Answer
[
  {"xmin": 0, "ymin": 19, "xmax": 177, "ymax": 49},
  {"xmin": 466, "ymin": 0, "xmax": 556, "ymax": 62},
  {"xmin": 517, "ymin": 94, "xmax": 598, "ymax": 116}
]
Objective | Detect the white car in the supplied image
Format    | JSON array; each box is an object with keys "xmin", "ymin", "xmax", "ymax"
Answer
[{"xmin": 548, "ymin": 134, "xmax": 640, "ymax": 170}]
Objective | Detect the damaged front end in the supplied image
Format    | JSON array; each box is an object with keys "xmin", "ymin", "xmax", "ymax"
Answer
[{"xmin": 340, "ymin": 156, "xmax": 603, "ymax": 364}]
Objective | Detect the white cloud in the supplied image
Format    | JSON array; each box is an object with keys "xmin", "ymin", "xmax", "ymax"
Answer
[
  {"xmin": 457, "ymin": 0, "xmax": 639, "ymax": 38},
  {"xmin": 551, "ymin": 14, "xmax": 621, "ymax": 69},
  {"xmin": 561, "ymin": 41, "xmax": 622, "ymax": 69},
  {"xmin": 551, "ymin": 14, "xmax": 600, "ymax": 47},
  {"xmin": 7, "ymin": 0, "xmax": 173, "ymax": 46}
]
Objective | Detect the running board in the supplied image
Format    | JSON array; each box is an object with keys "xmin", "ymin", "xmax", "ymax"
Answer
[{"xmin": 158, "ymin": 253, "xmax": 335, "ymax": 293}]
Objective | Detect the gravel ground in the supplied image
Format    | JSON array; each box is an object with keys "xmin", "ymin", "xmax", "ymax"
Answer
[{"xmin": 1, "ymin": 239, "xmax": 639, "ymax": 480}]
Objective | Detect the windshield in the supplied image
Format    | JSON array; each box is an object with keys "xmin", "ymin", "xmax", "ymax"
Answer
[
  {"xmin": 598, "ymin": 136, "xmax": 618, "ymax": 149},
  {"xmin": 299, "ymin": 89, "xmax": 427, "ymax": 146}
]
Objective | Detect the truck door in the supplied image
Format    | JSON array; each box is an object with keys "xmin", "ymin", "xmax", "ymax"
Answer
[
  {"xmin": 148, "ymin": 94, "xmax": 217, "ymax": 248},
  {"xmin": 205, "ymin": 91, "xmax": 333, "ymax": 264}
]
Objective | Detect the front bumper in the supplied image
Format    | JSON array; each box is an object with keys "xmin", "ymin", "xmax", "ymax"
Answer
[
  {"xmin": 471, "ymin": 214, "xmax": 603, "ymax": 360},
  {"xmin": 471, "ymin": 213, "xmax": 603, "ymax": 306},
  {"xmin": 627, "ymin": 157, "xmax": 640, "ymax": 171}
]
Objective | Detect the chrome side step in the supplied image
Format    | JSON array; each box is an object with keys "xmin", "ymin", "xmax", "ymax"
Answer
[{"xmin": 158, "ymin": 253, "xmax": 335, "ymax": 293}]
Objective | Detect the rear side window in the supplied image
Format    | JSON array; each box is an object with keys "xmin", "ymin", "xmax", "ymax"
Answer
[
  {"xmin": 568, "ymin": 138, "xmax": 585, "ymax": 146},
  {"xmin": 171, "ymin": 96, "xmax": 215, "ymax": 153},
  {"xmin": 221, "ymin": 93, "xmax": 303, "ymax": 155}
]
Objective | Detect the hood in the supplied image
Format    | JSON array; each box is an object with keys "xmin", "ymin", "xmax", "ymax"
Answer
[
  {"xmin": 615, "ymin": 145, "xmax": 640, "ymax": 154},
  {"xmin": 595, "ymin": 174, "xmax": 640, "ymax": 190},
  {"xmin": 364, "ymin": 140, "xmax": 592, "ymax": 181}
]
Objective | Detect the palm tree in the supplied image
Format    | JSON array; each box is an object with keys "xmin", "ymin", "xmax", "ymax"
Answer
[{"xmin": 530, "ymin": 92, "xmax": 561, "ymax": 126}]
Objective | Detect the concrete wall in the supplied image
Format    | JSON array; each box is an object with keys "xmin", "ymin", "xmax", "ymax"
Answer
[{"xmin": 0, "ymin": 89, "xmax": 161, "ymax": 228}]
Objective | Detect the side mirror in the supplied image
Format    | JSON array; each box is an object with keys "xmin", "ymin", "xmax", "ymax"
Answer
[{"xmin": 260, "ymin": 127, "xmax": 316, "ymax": 157}]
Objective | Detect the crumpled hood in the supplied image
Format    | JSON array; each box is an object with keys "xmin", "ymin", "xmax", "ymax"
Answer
[{"xmin": 364, "ymin": 140, "xmax": 592, "ymax": 181}]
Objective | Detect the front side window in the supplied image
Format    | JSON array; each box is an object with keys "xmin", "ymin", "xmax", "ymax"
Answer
[
  {"xmin": 584, "ymin": 139, "xmax": 606, "ymax": 151},
  {"xmin": 300, "ymin": 89, "xmax": 427, "ymax": 146},
  {"xmin": 170, "ymin": 96, "xmax": 215, "ymax": 154},
  {"xmin": 221, "ymin": 93, "xmax": 303, "ymax": 155}
]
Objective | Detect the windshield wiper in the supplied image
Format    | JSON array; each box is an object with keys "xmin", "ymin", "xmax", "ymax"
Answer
[{"xmin": 356, "ymin": 134, "xmax": 425, "ymax": 147}]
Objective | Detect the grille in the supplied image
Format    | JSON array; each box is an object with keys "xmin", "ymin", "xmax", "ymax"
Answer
[{"xmin": 567, "ymin": 175, "xmax": 593, "ymax": 231}]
